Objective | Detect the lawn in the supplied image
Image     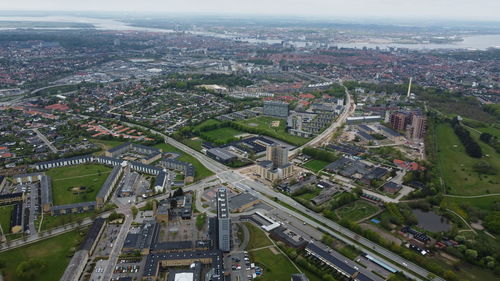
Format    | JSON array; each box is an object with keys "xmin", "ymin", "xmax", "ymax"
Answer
[
  {"xmin": 46, "ymin": 164, "xmax": 112, "ymax": 205},
  {"xmin": 182, "ymin": 137, "xmax": 204, "ymax": 151},
  {"xmin": 335, "ymin": 200, "xmax": 379, "ymax": 221},
  {"xmin": 236, "ymin": 116, "xmax": 310, "ymax": 146},
  {"xmin": 244, "ymin": 222, "xmax": 273, "ymax": 250},
  {"xmin": 0, "ymin": 204, "xmax": 13, "ymax": 234},
  {"xmin": 250, "ymin": 247, "xmax": 299, "ymax": 281},
  {"xmin": 201, "ymin": 127, "xmax": 245, "ymax": 144},
  {"xmin": 193, "ymin": 119, "xmax": 222, "ymax": 130},
  {"xmin": 89, "ymin": 138, "xmax": 125, "ymax": 153},
  {"xmin": 39, "ymin": 211, "xmax": 95, "ymax": 231},
  {"xmin": 476, "ymin": 126, "xmax": 500, "ymax": 138},
  {"xmin": 436, "ymin": 123, "xmax": 500, "ymax": 195},
  {"xmin": 154, "ymin": 143, "xmax": 214, "ymax": 181},
  {"xmin": 303, "ymin": 160, "xmax": 330, "ymax": 173},
  {"xmin": 0, "ymin": 230, "xmax": 84, "ymax": 281}
]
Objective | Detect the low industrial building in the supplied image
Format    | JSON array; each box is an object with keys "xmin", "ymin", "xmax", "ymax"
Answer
[
  {"xmin": 206, "ymin": 147, "xmax": 238, "ymax": 164},
  {"xmin": 228, "ymin": 193, "xmax": 260, "ymax": 213}
]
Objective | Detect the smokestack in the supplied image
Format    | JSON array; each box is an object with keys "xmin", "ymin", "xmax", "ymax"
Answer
[{"xmin": 407, "ymin": 77, "xmax": 412, "ymax": 98}]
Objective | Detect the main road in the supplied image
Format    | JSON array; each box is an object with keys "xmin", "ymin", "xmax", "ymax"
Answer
[
  {"xmin": 118, "ymin": 114, "xmax": 441, "ymax": 281},
  {"xmin": 75, "ymin": 85, "xmax": 440, "ymax": 281}
]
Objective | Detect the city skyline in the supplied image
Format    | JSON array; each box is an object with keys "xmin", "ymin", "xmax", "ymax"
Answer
[{"xmin": 0, "ymin": 0, "xmax": 499, "ymax": 21}]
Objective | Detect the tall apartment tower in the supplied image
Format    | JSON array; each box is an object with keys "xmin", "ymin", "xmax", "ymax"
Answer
[
  {"xmin": 389, "ymin": 112, "xmax": 411, "ymax": 132},
  {"xmin": 409, "ymin": 115, "xmax": 427, "ymax": 139},
  {"xmin": 266, "ymin": 144, "xmax": 289, "ymax": 167},
  {"xmin": 216, "ymin": 188, "xmax": 231, "ymax": 252}
]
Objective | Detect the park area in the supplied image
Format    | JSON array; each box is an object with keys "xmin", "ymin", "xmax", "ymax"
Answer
[
  {"xmin": 0, "ymin": 204, "xmax": 13, "ymax": 233},
  {"xmin": 303, "ymin": 159, "xmax": 330, "ymax": 173},
  {"xmin": 236, "ymin": 116, "xmax": 310, "ymax": 146},
  {"xmin": 200, "ymin": 127, "xmax": 246, "ymax": 144},
  {"xmin": 436, "ymin": 123, "xmax": 500, "ymax": 195},
  {"xmin": 0, "ymin": 230, "xmax": 84, "ymax": 281},
  {"xmin": 244, "ymin": 223, "xmax": 301, "ymax": 280},
  {"xmin": 46, "ymin": 164, "xmax": 112, "ymax": 205},
  {"xmin": 336, "ymin": 200, "xmax": 380, "ymax": 222}
]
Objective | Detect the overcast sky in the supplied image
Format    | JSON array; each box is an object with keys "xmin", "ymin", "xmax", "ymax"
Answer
[{"xmin": 1, "ymin": 0, "xmax": 499, "ymax": 21}]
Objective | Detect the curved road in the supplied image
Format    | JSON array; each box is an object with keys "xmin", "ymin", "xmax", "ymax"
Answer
[{"xmin": 74, "ymin": 87, "xmax": 442, "ymax": 281}]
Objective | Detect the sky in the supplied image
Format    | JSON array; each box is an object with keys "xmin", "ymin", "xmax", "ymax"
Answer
[{"xmin": 0, "ymin": 0, "xmax": 499, "ymax": 22}]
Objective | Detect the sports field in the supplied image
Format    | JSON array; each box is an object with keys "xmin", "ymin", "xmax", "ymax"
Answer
[
  {"xmin": 436, "ymin": 123, "xmax": 500, "ymax": 195},
  {"xmin": 303, "ymin": 159, "xmax": 330, "ymax": 173},
  {"xmin": 46, "ymin": 164, "xmax": 112, "ymax": 205},
  {"xmin": 193, "ymin": 119, "xmax": 222, "ymax": 130},
  {"xmin": 200, "ymin": 127, "xmax": 245, "ymax": 143},
  {"xmin": 0, "ymin": 230, "xmax": 83, "ymax": 281},
  {"xmin": 236, "ymin": 116, "xmax": 310, "ymax": 146},
  {"xmin": 336, "ymin": 200, "xmax": 379, "ymax": 221}
]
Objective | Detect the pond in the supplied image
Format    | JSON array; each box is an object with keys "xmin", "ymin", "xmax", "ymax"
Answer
[{"xmin": 412, "ymin": 209, "xmax": 451, "ymax": 233}]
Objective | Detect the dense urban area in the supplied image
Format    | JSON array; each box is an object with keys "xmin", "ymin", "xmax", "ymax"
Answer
[{"xmin": 0, "ymin": 12, "xmax": 499, "ymax": 281}]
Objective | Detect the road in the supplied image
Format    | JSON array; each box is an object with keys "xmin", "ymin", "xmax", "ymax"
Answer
[
  {"xmin": 219, "ymin": 170, "xmax": 434, "ymax": 281},
  {"xmin": 70, "ymin": 94, "xmax": 443, "ymax": 280},
  {"xmin": 33, "ymin": 128, "xmax": 58, "ymax": 153},
  {"xmin": 100, "ymin": 197, "xmax": 133, "ymax": 281}
]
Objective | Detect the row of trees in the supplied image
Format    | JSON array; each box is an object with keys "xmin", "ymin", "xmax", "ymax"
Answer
[
  {"xmin": 302, "ymin": 147, "xmax": 338, "ymax": 163},
  {"xmin": 451, "ymin": 118, "xmax": 482, "ymax": 158},
  {"xmin": 480, "ymin": 132, "xmax": 500, "ymax": 153}
]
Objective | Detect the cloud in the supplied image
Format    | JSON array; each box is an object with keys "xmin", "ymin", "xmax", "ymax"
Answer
[{"xmin": 1, "ymin": 0, "xmax": 499, "ymax": 21}]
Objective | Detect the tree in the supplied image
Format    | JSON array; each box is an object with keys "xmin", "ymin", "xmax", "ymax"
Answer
[
  {"xmin": 465, "ymin": 249, "xmax": 478, "ymax": 260},
  {"xmin": 16, "ymin": 259, "xmax": 46, "ymax": 280},
  {"xmin": 173, "ymin": 188, "xmax": 184, "ymax": 198},
  {"xmin": 131, "ymin": 206, "xmax": 138, "ymax": 219},
  {"xmin": 480, "ymin": 132, "xmax": 493, "ymax": 143},
  {"xmin": 484, "ymin": 211, "xmax": 500, "ymax": 234}
]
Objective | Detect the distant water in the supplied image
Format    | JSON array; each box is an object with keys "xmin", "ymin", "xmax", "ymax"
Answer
[
  {"xmin": 0, "ymin": 16, "xmax": 499, "ymax": 50},
  {"xmin": 333, "ymin": 34, "xmax": 500, "ymax": 50},
  {"xmin": 0, "ymin": 16, "xmax": 174, "ymax": 32},
  {"xmin": 412, "ymin": 209, "xmax": 451, "ymax": 233}
]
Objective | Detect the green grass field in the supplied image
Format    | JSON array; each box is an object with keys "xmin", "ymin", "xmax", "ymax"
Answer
[
  {"xmin": 39, "ymin": 211, "xmax": 95, "ymax": 231},
  {"xmin": 154, "ymin": 143, "xmax": 214, "ymax": 181},
  {"xmin": 46, "ymin": 164, "xmax": 112, "ymax": 205},
  {"xmin": 89, "ymin": 139, "xmax": 125, "ymax": 154},
  {"xmin": 0, "ymin": 204, "xmax": 13, "ymax": 234},
  {"xmin": 193, "ymin": 119, "xmax": 222, "ymax": 130},
  {"xmin": 250, "ymin": 248, "xmax": 299, "ymax": 281},
  {"xmin": 476, "ymin": 126, "xmax": 500, "ymax": 138},
  {"xmin": 0, "ymin": 230, "xmax": 84, "ymax": 281},
  {"xmin": 236, "ymin": 116, "xmax": 310, "ymax": 146},
  {"xmin": 244, "ymin": 222, "xmax": 273, "ymax": 250},
  {"xmin": 182, "ymin": 137, "xmax": 204, "ymax": 151},
  {"xmin": 201, "ymin": 127, "xmax": 245, "ymax": 143},
  {"xmin": 436, "ymin": 123, "xmax": 500, "ymax": 195},
  {"xmin": 336, "ymin": 200, "xmax": 379, "ymax": 221},
  {"xmin": 303, "ymin": 160, "xmax": 330, "ymax": 173}
]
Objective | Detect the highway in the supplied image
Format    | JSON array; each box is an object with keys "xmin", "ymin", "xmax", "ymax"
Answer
[
  {"xmin": 113, "ymin": 93, "xmax": 442, "ymax": 281},
  {"xmin": 65, "ymin": 90, "xmax": 440, "ymax": 280}
]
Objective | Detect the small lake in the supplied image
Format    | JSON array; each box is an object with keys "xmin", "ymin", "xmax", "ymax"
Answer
[{"xmin": 412, "ymin": 209, "xmax": 451, "ymax": 233}]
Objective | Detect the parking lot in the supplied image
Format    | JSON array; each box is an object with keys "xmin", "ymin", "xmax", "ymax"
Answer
[
  {"xmin": 226, "ymin": 251, "xmax": 262, "ymax": 281},
  {"xmin": 111, "ymin": 258, "xmax": 145, "ymax": 280}
]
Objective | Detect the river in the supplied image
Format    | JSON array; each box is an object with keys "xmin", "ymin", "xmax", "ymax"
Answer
[{"xmin": 1, "ymin": 16, "xmax": 500, "ymax": 50}]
